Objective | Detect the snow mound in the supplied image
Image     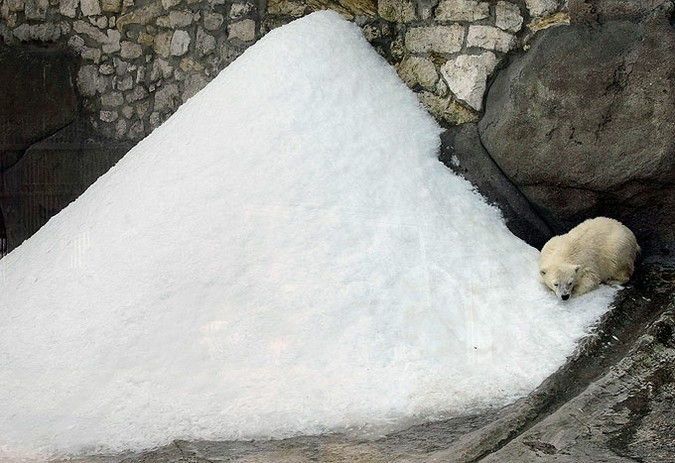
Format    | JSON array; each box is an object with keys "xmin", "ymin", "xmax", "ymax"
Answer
[{"xmin": 0, "ymin": 11, "xmax": 616, "ymax": 460}]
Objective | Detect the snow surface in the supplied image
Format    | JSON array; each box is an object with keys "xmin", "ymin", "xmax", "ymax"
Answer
[{"xmin": 0, "ymin": 11, "xmax": 617, "ymax": 460}]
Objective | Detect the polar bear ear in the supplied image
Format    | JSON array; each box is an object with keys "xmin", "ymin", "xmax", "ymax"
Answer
[
  {"xmin": 574, "ymin": 265, "xmax": 581, "ymax": 273},
  {"xmin": 539, "ymin": 268, "xmax": 547, "ymax": 276}
]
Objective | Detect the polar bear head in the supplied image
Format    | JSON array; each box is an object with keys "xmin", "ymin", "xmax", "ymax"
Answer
[{"xmin": 539, "ymin": 264, "xmax": 581, "ymax": 301}]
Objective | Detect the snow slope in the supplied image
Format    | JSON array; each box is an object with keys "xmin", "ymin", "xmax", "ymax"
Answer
[{"xmin": 0, "ymin": 11, "xmax": 616, "ymax": 460}]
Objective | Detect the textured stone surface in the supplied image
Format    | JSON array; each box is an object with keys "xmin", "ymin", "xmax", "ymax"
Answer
[
  {"xmin": 478, "ymin": 18, "xmax": 675, "ymax": 260},
  {"xmin": 441, "ymin": 52, "xmax": 498, "ymax": 110},
  {"xmin": 405, "ymin": 25, "xmax": 464, "ymax": 54}
]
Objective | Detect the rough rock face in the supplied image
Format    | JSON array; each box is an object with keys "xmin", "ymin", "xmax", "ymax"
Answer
[
  {"xmin": 478, "ymin": 13, "xmax": 675, "ymax": 261},
  {"xmin": 0, "ymin": 45, "xmax": 78, "ymax": 170}
]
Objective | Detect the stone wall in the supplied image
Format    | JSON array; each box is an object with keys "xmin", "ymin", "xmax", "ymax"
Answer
[{"xmin": 0, "ymin": 0, "xmax": 568, "ymax": 141}]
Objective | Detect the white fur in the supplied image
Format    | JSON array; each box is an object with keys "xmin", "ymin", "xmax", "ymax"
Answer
[{"xmin": 539, "ymin": 217, "xmax": 640, "ymax": 300}]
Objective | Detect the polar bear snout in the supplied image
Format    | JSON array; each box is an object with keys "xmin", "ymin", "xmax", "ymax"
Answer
[{"xmin": 561, "ymin": 294, "xmax": 570, "ymax": 301}]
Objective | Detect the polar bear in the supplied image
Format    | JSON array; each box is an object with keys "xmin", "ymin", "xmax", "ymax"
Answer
[{"xmin": 539, "ymin": 217, "xmax": 639, "ymax": 300}]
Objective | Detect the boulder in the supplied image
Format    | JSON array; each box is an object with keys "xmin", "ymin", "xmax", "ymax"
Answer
[
  {"xmin": 0, "ymin": 45, "xmax": 78, "ymax": 171},
  {"xmin": 478, "ymin": 15, "xmax": 675, "ymax": 261}
]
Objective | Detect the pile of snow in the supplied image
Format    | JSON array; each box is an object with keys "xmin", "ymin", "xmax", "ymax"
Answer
[{"xmin": 0, "ymin": 11, "xmax": 616, "ymax": 460}]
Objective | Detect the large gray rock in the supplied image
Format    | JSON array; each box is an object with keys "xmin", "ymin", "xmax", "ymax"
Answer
[{"xmin": 478, "ymin": 15, "xmax": 675, "ymax": 261}]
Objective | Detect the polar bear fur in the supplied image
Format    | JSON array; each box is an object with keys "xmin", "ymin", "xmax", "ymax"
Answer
[{"xmin": 539, "ymin": 217, "xmax": 639, "ymax": 300}]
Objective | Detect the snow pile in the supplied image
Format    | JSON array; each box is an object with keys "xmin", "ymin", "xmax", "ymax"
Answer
[{"xmin": 0, "ymin": 11, "xmax": 616, "ymax": 460}]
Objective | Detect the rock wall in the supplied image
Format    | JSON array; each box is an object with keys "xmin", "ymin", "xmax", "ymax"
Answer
[{"xmin": 1, "ymin": 0, "xmax": 568, "ymax": 141}]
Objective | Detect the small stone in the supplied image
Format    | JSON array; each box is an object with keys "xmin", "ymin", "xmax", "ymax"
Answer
[
  {"xmin": 24, "ymin": 0, "xmax": 48, "ymax": 20},
  {"xmin": 378, "ymin": 0, "xmax": 416, "ymax": 22},
  {"xmin": 126, "ymin": 85, "xmax": 148, "ymax": 103},
  {"xmin": 466, "ymin": 25, "xmax": 516, "ymax": 53},
  {"xmin": 435, "ymin": 0, "xmax": 489, "ymax": 21},
  {"xmin": 267, "ymin": 0, "xmax": 304, "ymax": 17},
  {"xmin": 120, "ymin": 41, "xmax": 143, "ymax": 59},
  {"xmin": 81, "ymin": 47, "xmax": 102, "ymax": 62},
  {"xmin": 203, "ymin": 12, "xmax": 224, "ymax": 30},
  {"xmin": 68, "ymin": 34, "xmax": 86, "ymax": 50},
  {"xmin": 137, "ymin": 31, "xmax": 154, "ymax": 45},
  {"xmin": 80, "ymin": 0, "xmax": 101, "ymax": 16},
  {"xmin": 102, "ymin": 29, "xmax": 121, "ymax": 54},
  {"xmin": 397, "ymin": 56, "xmax": 438, "ymax": 91},
  {"xmin": 115, "ymin": 74, "xmax": 134, "ymax": 91},
  {"xmin": 229, "ymin": 2, "xmax": 252, "ymax": 18},
  {"xmin": 161, "ymin": 0, "xmax": 181, "ymax": 8},
  {"xmin": 405, "ymin": 25, "xmax": 463, "ymax": 54},
  {"xmin": 153, "ymin": 31, "xmax": 173, "ymax": 58},
  {"xmin": 121, "ymin": 105, "xmax": 134, "ymax": 119},
  {"xmin": 418, "ymin": 91, "xmax": 480, "ymax": 124},
  {"xmin": 128, "ymin": 120, "xmax": 145, "ymax": 140},
  {"xmin": 101, "ymin": 0, "xmax": 122, "ymax": 12},
  {"xmin": 440, "ymin": 52, "xmax": 499, "ymax": 111},
  {"xmin": 525, "ymin": 0, "xmax": 558, "ymax": 17},
  {"xmin": 170, "ymin": 10, "xmax": 193, "ymax": 27},
  {"xmin": 135, "ymin": 100, "xmax": 150, "ymax": 117},
  {"xmin": 182, "ymin": 73, "xmax": 209, "ymax": 101},
  {"xmin": 153, "ymin": 82, "xmax": 180, "ymax": 112},
  {"xmin": 6, "ymin": 0, "xmax": 25, "ymax": 12},
  {"xmin": 101, "ymin": 91, "xmax": 124, "ymax": 107},
  {"xmin": 228, "ymin": 19, "xmax": 256, "ymax": 42},
  {"xmin": 13, "ymin": 23, "xmax": 61, "ymax": 41},
  {"xmin": 149, "ymin": 111, "xmax": 162, "ymax": 130},
  {"xmin": 115, "ymin": 118, "xmax": 127, "ymax": 137},
  {"xmin": 496, "ymin": 1, "xmax": 524, "ymax": 32},
  {"xmin": 74, "ymin": 20, "xmax": 106, "ymax": 41},
  {"xmin": 150, "ymin": 58, "xmax": 173, "ymax": 80},
  {"xmin": 100, "ymin": 110, "xmax": 119, "ymax": 122},
  {"xmin": 96, "ymin": 16, "xmax": 108, "ymax": 28},
  {"xmin": 59, "ymin": 0, "xmax": 78, "ymax": 17},
  {"xmin": 196, "ymin": 27, "xmax": 216, "ymax": 56},
  {"xmin": 170, "ymin": 30, "xmax": 191, "ymax": 56},
  {"xmin": 99, "ymin": 62, "xmax": 115, "ymax": 74}
]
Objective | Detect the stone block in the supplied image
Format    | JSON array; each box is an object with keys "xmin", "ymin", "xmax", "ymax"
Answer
[
  {"xmin": 397, "ymin": 56, "xmax": 438, "ymax": 91},
  {"xmin": 466, "ymin": 25, "xmax": 516, "ymax": 53},
  {"xmin": 120, "ymin": 41, "xmax": 143, "ymax": 59},
  {"xmin": 405, "ymin": 25, "xmax": 464, "ymax": 54},
  {"xmin": 267, "ymin": 0, "xmax": 305, "ymax": 17},
  {"xmin": 24, "ymin": 0, "xmax": 48, "ymax": 19},
  {"xmin": 525, "ymin": 0, "xmax": 558, "ymax": 17},
  {"xmin": 204, "ymin": 12, "xmax": 224, "ymax": 30},
  {"xmin": 101, "ymin": 0, "xmax": 122, "ymax": 12},
  {"xmin": 228, "ymin": 19, "xmax": 256, "ymax": 42},
  {"xmin": 435, "ymin": 0, "xmax": 489, "ymax": 22},
  {"xmin": 170, "ymin": 30, "xmax": 191, "ymax": 56},
  {"xmin": 441, "ymin": 51, "xmax": 498, "ymax": 110},
  {"xmin": 80, "ymin": 0, "xmax": 101, "ymax": 16},
  {"xmin": 496, "ymin": 1, "xmax": 523, "ymax": 32},
  {"xmin": 378, "ymin": 0, "xmax": 416, "ymax": 23}
]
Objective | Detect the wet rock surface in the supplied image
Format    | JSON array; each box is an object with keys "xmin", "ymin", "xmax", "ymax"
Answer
[{"xmin": 53, "ymin": 265, "xmax": 675, "ymax": 463}]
